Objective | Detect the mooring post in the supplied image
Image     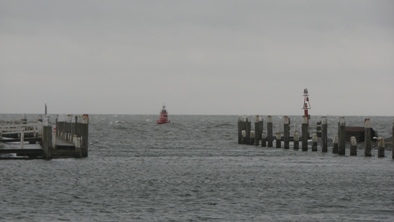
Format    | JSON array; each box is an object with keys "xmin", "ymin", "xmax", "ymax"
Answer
[
  {"xmin": 350, "ymin": 136, "xmax": 357, "ymax": 156},
  {"xmin": 294, "ymin": 131, "xmax": 299, "ymax": 150},
  {"xmin": 81, "ymin": 114, "xmax": 89, "ymax": 157},
  {"xmin": 254, "ymin": 115, "xmax": 260, "ymax": 146},
  {"xmin": 261, "ymin": 132, "xmax": 267, "ymax": 147},
  {"xmin": 312, "ymin": 133, "xmax": 317, "ymax": 151},
  {"xmin": 283, "ymin": 116, "xmax": 290, "ymax": 149},
  {"xmin": 364, "ymin": 118, "xmax": 372, "ymax": 157},
  {"xmin": 42, "ymin": 115, "xmax": 52, "ymax": 159},
  {"xmin": 321, "ymin": 116, "xmax": 328, "ymax": 152},
  {"xmin": 20, "ymin": 128, "xmax": 24, "ymax": 149},
  {"xmin": 267, "ymin": 116, "xmax": 273, "ymax": 147},
  {"xmin": 250, "ymin": 131, "xmax": 255, "ymax": 145},
  {"xmin": 258, "ymin": 118, "xmax": 264, "ymax": 146},
  {"xmin": 338, "ymin": 117, "xmax": 346, "ymax": 155},
  {"xmin": 238, "ymin": 116, "xmax": 243, "ymax": 144},
  {"xmin": 302, "ymin": 116, "xmax": 308, "ymax": 151},
  {"xmin": 332, "ymin": 135, "xmax": 339, "ymax": 154},
  {"xmin": 245, "ymin": 117, "xmax": 251, "ymax": 145},
  {"xmin": 392, "ymin": 120, "xmax": 394, "ymax": 160},
  {"xmin": 378, "ymin": 137, "xmax": 385, "ymax": 158},
  {"xmin": 275, "ymin": 132, "xmax": 281, "ymax": 148}
]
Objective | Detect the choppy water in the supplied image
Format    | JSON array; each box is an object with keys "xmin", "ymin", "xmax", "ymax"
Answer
[{"xmin": 0, "ymin": 114, "xmax": 393, "ymax": 221}]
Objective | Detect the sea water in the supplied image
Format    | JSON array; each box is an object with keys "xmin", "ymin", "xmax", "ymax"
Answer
[{"xmin": 0, "ymin": 114, "xmax": 393, "ymax": 221}]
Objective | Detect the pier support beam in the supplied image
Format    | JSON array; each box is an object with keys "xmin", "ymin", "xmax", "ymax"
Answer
[
  {"xmin": 378, "ymin": 137, "xmax": 385, "ymax": 158},
  {"xmin": 321, "ymin": 116, "xmax": 328, "ymax": 152},
  {"xmin": 267, "ymin": 116, "xmax": 273, "ymax": 148},
  {"xmin": 302, "ymin": 116, "xmax": 308, "ymax": 151},
  {"xmin": 312, "ymin": 133, "xmax": 317, "ymax": 151},
  {"xmin": 283, "ymin": 116, "xmax": 290, "ymax": 149},
  {"xmin": 275, "ymin": 132, "xmax": 281, "ymax": 148},
  {"xmin": 42, "ymin": 115, "xmax": 52, "ymax": 159},
  {"xmin": 332, "ymin": 135, "xmax": 338, "ymax": 154},
  {"xmin": 81, "ymin": 114, "xmax": 89, "ymax": 157},
  {"xmin": 364, "ymin": 119, "xmax": 372, "ymax": 157},
  {"xmin": 338, "ymin": 117, "xmax": 346, "ymax": 156},
  {"xmin": 261, "ymin": 132, "xmax": 267, "ymax": 147}
]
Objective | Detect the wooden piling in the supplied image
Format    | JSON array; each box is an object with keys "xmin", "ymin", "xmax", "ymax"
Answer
[
  {"xmin": 250, "ymin": 131, "xmax": 255, "ymax": 145},
  {"xmin": 294, "ymin": 131, "xmax": 299, "ymax": 150},
  {"xmin": 245, "ymin": 117, "xmax": 251, "ymax": 145},
  {"xmin": 378, "ymin": 137, "xmax": 385, "ymax": 158},
  {"xmin": 267, "ymin": 116, "xmax": 273, "ymax": 147},
  {"xmin": 42, "ymin": 115, "xmax": 52, "ymax": 159},
  {"xmin": 321, "ymin": 116, "xmax": 328, "ymax": 152},
  {"xmin": 312, "ymin": 133, "xmax": 317, "ymax": 151},
  {"xmin": 238, "ymin": 116, "xmax": 243, "ymax": 144},
  {"xmin": 302, "ymin": 116, "xmax": 308, "ymax": 151},
  {"xmin": 283, "ymin": 116, "xmax": 290, "ymax": 149},
  {"xmin": 350, "ymin": 136, "xmax": 357, "ymax": 156},
  {"xmin": 338, "ymin": 117, "xmax": 346, "ymax": 156},
  {"xmin": 261, "ymin": 132, "xmax": 267, "ymax": 147},
  {"xmin": 364, "ymin": 118, "xmax": 372, "ymax": 157},
  {"xmin": 81, "ymin": 114, "xmax": 89, "ymax": 157},
  {"xmin": 275, "ymin": 132, "xmax": 281, "ymax": 148},
  {"xmin": 332, "ymin": 135, "xmax": 338, "ymax": 154},
  {"xmin": 254, "ymin": 115, "xmax": 262, "ymax": 146},
  {"xmin": 392, "ymin": 120, "xmax": 394, "ymax": 160}
]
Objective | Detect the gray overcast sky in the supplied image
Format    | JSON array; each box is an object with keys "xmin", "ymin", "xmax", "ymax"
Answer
[{"xmin": 1, "ymin": 0, "xmax": 393, "ymax": 116}]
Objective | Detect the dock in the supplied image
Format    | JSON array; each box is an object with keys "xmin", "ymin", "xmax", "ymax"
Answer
[{"xmin": 0, "ymin": 114, "xmax": 89, "ymax": 159}]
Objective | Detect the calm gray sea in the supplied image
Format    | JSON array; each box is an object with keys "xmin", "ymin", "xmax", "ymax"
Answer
[{"xmin": 0, "ymin": 114, "xmax": 393, "ymax": 221}]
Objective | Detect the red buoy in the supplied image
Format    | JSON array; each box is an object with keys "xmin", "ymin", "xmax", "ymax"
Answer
[{"xmin": 157, "ymin": 105, "xmax": 170, "ymax": 124}]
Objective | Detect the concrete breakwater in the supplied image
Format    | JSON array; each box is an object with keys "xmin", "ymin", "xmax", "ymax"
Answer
[{"xmin": 238, "ymin": 115, "xmax": 394, "ymax": 159}]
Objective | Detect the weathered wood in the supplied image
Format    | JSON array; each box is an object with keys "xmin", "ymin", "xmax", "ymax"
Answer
[
  {"xmin": 254, "ymin": 115, "xmax": 261, "ymax": 146},
  {"xmin": 312, "ymin": 133, "xmax": 317, "ymax": 151},
  {"xmin": 81, "ymin": 114, "xmax": 89, "ymax": 157},
  {"xmin": 338, "ymin": 117, "xmax": 346, "ymax": 156},
  {"xmin": 377, "ymin": 137, "xmax": 385, "ymax": 158},
  {"xmin": 238, "ymin": 116, "xmax": 243, "ymax": 144},
  {"xmin": 321, "ymin": 116, "xmax": 328, "ymax": 152},
  {"xmin": 283, "ymin": 116, "xmax": 290, "ymax": 149},
  {"xmin": 302, "ymin": 116, "xmax": 308, "ymax": 151},
  {"xmin": 245, "ymin": 117, "xmax": 251, "ymax": 145},
  {"xmin": 364, "ymin": 119, "xmax": 372, "ymax": 157},
  {"xmin": 294, "ymin": 131, "xmax": 299, "ymax": 150},
  {"xmin": 392, "ymin": 120, "xmax": 394, "ymax": 160},
  {"xmin": 350, "ymin": 136, "xmax": 357, "ymax": 156},
  {"xmin": 267, "ymin": 116, "xmax": 273, "ymax": 147},
  {"xmin": 241, "ymin": 130, "xmax": 246, "ymax": 144},
  {"xmin": 332, "ymin": 135, "xmax": 338, "ymax": 154}
]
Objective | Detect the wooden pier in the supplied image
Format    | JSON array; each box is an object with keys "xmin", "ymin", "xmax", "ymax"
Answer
[
  {"xmin": 0, "ymin": 114, "xmax": 89, "ymax": 159},
  {"xmin": 238, "ymin": 115, "xmax": 394, "ymax": 159}
]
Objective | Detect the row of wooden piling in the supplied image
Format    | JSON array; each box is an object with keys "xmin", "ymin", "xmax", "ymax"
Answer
[{"xmin": 238, "ymin": 115, "xmax": 394, "ymax": 159}]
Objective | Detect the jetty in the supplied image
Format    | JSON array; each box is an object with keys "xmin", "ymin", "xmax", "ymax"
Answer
[
  {"xmin": 0, "ymin": 114, "xmax": 89, "ymax": 159},
  {"xmin": 238, "ymin": 115, "xmax": 394, "ymax": 159}
]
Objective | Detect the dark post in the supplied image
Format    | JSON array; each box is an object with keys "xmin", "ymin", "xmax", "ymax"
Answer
[
  {"xmin": 81, "ymin": 114, "xmax": 89, "ymax": 157},
  {"xmin": 378, "ymin": 137, "xmax": 385, "ymax": 158},
  {"xmin": 258, "ymin": 118, "xmax": 264, "ymax": 146},
  {"xmin": 312, "ymin": 133, "xmax": 317, "ymax": 151},
  {"xmin": 332, "ymin": 135, "xmax": 338, "ymax": 154},
  {"xmin": 267, "ymin": 116, "xmax": 273, "ymax": 147},
  {"xmin": 245, "ymin": 117, "xmax": 251, "ymax": 145},
  {"xmin": 392, "ymin": 120, "xmax": 394, "ymax": 160},
  {"xmin": 321, "ymin": 116, "xmax": 328, "ymax": 152},
  {"xmin": 254, "ymin": 115, "xmax": 260, "ymax": 146},
  {"xmin": 302, "ymin": 116, "xmax": 308, "ymax": 151},
  {"xmin": 338, "ymin": 117, "xmax": 346, "ymax": 156},
  {"xmin": 275, "ymin": 132, "xmax": 281, "ymax": 148},
  {"xmin": 261, "ymin": 132, "xmax": 267, "ymax": 147},
  {"xmin": 42, "ymin": 116, "xmax": 52, "ymax": 159},
  {"xmin": 294, "ymin": 131, "xmax": 299, "ymax": 150},
  {"xmin": 241, "ymin": 130, "xmax": 246, "ymax": 144},
  {"xmin": 283, "ymin": 116, "xmax": 290, "ymax": 149},
  {"xmin": 350, "ymin": 136, "xmax": 357, "ymax": 156},
  {"xmin": 364, "ymin": 118, "xmax": 372, "ymax": 157},
  {"xmin": 238, "ymin": 116, "xmax": 243, "ymax": 144}
]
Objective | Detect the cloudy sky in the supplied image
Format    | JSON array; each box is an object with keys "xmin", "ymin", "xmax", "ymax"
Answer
[{"xmin": 1, "ymin": 0, "xmax": 393, "ymax": 116}]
